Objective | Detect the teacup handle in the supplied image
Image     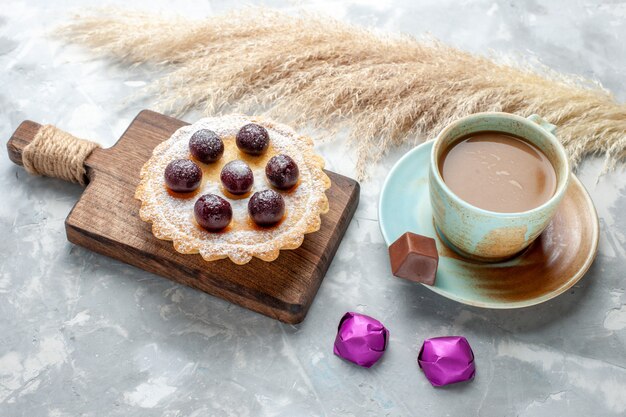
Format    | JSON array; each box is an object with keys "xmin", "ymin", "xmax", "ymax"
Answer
[{"xmin": 527, "ymin": 114, "xmax": 557, "ymax": 136}]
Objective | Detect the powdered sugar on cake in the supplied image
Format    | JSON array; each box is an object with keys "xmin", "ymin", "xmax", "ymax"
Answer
[{"xmin": 135, "ymin": 115, "xmax": 330, "ymax": 264}]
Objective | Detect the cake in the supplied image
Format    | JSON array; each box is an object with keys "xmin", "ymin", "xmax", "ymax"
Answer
[{"xmin": 135, "ymin": 115, "xmax": 331, "ymax": 264}]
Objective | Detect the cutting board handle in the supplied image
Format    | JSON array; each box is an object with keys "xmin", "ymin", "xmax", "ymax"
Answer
[
  {"xmin": 7, "ymin": 121, "xmax": 100, "ymax": 185},
  {"xmin": 7, "ymin": 120, "xmax": 42, "ymax": 166}
]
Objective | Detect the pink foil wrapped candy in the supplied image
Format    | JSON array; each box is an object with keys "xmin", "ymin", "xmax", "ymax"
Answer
[
  {"xmin": 418, "ymin": 336, "xmax": 475, "ymax": 386},
  {"xmin": 333, "ymin": 312, "xmax": 389, "ymax": 368}
]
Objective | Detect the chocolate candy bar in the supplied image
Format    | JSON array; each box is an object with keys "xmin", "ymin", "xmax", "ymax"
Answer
[{"xmin": 388, "ymin": 232, "xmax": 438, "ymax": 285}]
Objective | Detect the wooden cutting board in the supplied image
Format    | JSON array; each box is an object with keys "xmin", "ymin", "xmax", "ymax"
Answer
[{"xmin": 7, "ymin": 110, "xmax": 360, "ymax": 324}]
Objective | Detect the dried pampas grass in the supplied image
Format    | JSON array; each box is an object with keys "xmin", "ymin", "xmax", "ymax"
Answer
[{"xmin": 58, "ymin": 8, "xmax": 626, "ymax": 178}]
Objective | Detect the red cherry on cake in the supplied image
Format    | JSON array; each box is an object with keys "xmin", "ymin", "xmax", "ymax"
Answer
[
  {"xmin": 220, "ymin": 160, "xmax": 254, "ymax": 195},
  {"xmin": 266, "ymin": 154, "xmax": 299, "ymax": 190},
  {"xmin": 194, "ymin": 194, "xmax": 232, "ymax": 232},
  {"xmin": 189, "ymin": 129, "xmax": 224, "ymax": 163},
  {"xmin": 248, "ymin": 189, "xmax": 285, "ymax": 227},
  {"xmin": 236, "ymin": 123, "xmax": 269, "ymax": 155},
  {"xmin": 164, "ymin": 159, "xmax": 202, "ymax": 193}
]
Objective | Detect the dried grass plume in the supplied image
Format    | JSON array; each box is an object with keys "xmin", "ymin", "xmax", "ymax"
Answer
[{"xmin": 58, "ymin": 8, "xmax": 626, "ymax": 178}]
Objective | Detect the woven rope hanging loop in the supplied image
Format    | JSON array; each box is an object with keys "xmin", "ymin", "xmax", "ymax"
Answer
[{"xmin": 21, "ymin": 125, "xmax": 100, "ymax": 185}]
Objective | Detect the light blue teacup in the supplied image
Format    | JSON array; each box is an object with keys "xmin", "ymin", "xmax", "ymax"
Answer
[{"xmin": 428, "ymin": 112, "xmax": 570, "ymax": 262}]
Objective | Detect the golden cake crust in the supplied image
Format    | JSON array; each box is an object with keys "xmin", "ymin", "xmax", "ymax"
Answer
[{"xmin": 135, "ymin": 115, "xmax": 331, "ymax": 264}]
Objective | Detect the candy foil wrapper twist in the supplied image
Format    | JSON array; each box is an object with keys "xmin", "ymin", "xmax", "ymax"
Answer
[
  {"xmin": 418, "ymin": 336, "xmax": 475, "ymax": 386},
  {"xmin": 333, "ymin": 312, "xmax": 389, "ymax": 368}
]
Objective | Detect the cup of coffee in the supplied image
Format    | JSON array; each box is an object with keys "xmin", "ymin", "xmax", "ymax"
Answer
[{"xmin": 428, "ymin": 112, "xmax": 570, "ymax": 262}]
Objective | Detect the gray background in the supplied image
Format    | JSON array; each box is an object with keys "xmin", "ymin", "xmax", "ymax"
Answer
[{"xmin": 1, "ymin": 1, "xmax": 625, "ymax": 416}]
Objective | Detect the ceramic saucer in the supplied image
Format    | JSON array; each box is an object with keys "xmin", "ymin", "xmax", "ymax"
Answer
[{"xmin": 379, "ymin": 141, "xmax": 599, "ymax": 308}]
